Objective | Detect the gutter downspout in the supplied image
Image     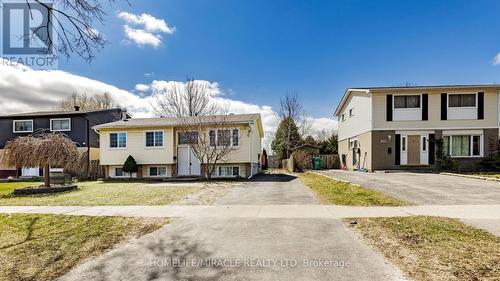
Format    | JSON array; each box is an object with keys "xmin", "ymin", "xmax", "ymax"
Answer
[{"xmin": 248, "ymin": 122, "xmax": 254, "ymax": 179}]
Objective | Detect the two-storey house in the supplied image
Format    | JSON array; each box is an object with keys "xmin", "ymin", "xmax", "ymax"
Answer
[
  {"xmin": 93, "ymin": 113, "xmax": 263, "ymax": 179},
  {"xmin": 335, "ymin": 85, "xmax": 500, "ymax": 171},
  {"xmin": 0, "ymin": 107, "xmax": 127, "ymax": 178}
]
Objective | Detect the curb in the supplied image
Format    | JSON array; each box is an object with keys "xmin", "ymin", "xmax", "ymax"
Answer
[
  {"xmin": 306, "ymin": 171, "xmax": 362, "ymax": 187},
  {"xmin": 440, "ymin": 172, "xmax": 500, "ymax": 182}
]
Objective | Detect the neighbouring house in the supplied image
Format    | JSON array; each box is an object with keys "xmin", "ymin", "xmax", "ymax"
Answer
[
  {"xmin": 0, "ymin": 107, "xmax": 128, "ymax": 178},
  {"xmin": 291, "ymin": 144, "xmax": 321, "ymax": 155},
  {"xmin": 93, "ymin": 113, "xmax": 264, "ymax": 179},
  {"xmin": 335, "ymin": 85, "xmax": 500, "ymax": 171}
]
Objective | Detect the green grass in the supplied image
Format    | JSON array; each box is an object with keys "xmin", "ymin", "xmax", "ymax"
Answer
[
  {"xmin": 0, "ymin": 182, "xmax": 43, "ymax": 195},
  {"xmin": 0, "ymin": 181, "xmax": 200, "ymax": 206},
  {"xmin": 350, "ymin": 216, "xmax": 500, "ymax": 281},
  {"xmin": 299, "ymin": 172, "xmax": 408, "ymax": 206},
  {"xmin": 0, "ymin": 213, "xmax": 166, "ymax": 281}
]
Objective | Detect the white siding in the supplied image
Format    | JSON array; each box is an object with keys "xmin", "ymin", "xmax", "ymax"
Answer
[{"xmin": 338, "ymin": 91, "xmax": 372, "ymax": 141}]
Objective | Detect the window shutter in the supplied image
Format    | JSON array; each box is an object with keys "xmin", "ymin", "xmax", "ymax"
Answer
[
  {"xmin": 428, "ymin": 134, "xmax": 435, "ymax": 165},
  {"xmin": 422, "ymin": 94, "xmax": 428, "ymax": 120},
  {"xmin": 441, "ymin": 93, "xmax": 447, "ymax": 120},
  {"xmin": 478, "ymin": 92, "xmax": 484, "ymax": 120},
  {"xmin": 386, "ymin": 94, "xmax": 393, "ymax": 121},
  {"xmin": 395, "ymin": 134, "xmax": 401, "ymax": 165}
]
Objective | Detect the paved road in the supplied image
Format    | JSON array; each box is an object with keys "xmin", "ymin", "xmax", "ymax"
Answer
[
  {"xmin": 316, "ymin": 170, "xmax": 500, "ymax": 205},
  {"xmin": 57, "ymin": 174, "xmax": 407, "ymax": 281}
]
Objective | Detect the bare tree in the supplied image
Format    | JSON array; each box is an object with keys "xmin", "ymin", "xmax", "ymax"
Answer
[
  {"xmin": 0, "ymin": 131, "xmax": 80, "ymax": 187},
  {"xmin": 24, "ymin": 0, "xmax": 121, "ymax": 62},
  {"xmin": 151, "ymin": 78, "xmax": 221, "ymax": 117},
  {"xmin": 279, "ymin": 92, "xmax": 302, "ymax": 123},
  {"xmin": 55, "ymin": 92, "xmax": 117, "ymax": 111},
  {"xmin": 179, "ymin": 115, "xmax": 236, "ymax": 180}
]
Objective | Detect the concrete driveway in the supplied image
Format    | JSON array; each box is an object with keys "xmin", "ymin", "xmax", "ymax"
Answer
[
  {"xmin": 316, "ymin": 170, "xmax": 500, "ymax": 205},
  {"xmin": 58, "ymin": 174, "xmax": 407, "ymax": 281}
]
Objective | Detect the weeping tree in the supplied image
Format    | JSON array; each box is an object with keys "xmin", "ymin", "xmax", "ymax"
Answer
[{"xmin": 0, "ymin": 132, "xmax": 80, "ymax": 187}]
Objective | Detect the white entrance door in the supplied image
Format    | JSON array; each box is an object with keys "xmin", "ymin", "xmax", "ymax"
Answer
[{"xmin": 177, "ymin": 146, "xmax": 201, "ymax": 176}]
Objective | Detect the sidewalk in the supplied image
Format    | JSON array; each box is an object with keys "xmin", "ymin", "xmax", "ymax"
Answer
[{"xmin": 1, "ymin": 204, "xmax": 499, "ymax": 219}]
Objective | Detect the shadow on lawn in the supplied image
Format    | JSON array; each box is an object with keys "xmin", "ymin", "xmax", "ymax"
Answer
[{"xmin": 250, "ymin": 173, "xmax": 297, "ymax": 183}]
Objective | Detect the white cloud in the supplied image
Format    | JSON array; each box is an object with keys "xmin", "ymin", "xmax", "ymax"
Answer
[
  {"xmin": 494, "ymin": 52, "xmax": 500, "ymax": 65},
  {"xmin": 0, "ymin": 61, "xmax": 338, "ymax": 151},
  {"xmin": 117, "ymin": 12, "xmax": 175, "ymax": 48},
  {"xmin": 134, "ymin": 83, "xmax": 150, "ymax": 92}
]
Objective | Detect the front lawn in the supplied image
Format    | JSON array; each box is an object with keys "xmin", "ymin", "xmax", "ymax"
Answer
[
  {"xmin": 299, "ymin": 172, "xmax": 408, "ymax": 206},
  {"xmin": 349, "ymin": 216, "xmax": 500, "ymax": 281},
  {"xmin": 0, "ymin": 213, "xmax": 166, "ymax": 281},
  {"xmin": 0, "ymin": 181, "xmax": 43, "ymax": 196},
  {"xmin": 0, "ymin": 181, "xmax": 201, "ymax": 206}
]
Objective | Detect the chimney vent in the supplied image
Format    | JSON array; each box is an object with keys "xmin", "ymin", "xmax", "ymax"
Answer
[
  {"xmin": 121, "ymin": 108, "xmax": 128, "ymax": 120},
  {"xmin": 74, "ymin": 106, "xmax": 80, "ymax": 111}
]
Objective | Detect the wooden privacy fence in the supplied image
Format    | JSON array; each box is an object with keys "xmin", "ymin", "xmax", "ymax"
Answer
[{"xmin": 282, "ymin": 154, "xmax": 339, "ymax": 173}]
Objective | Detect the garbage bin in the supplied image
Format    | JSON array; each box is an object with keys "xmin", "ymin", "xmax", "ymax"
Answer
[{"xmin": 313, "ymin": 157, "xmax": 321, "ymax": 170}]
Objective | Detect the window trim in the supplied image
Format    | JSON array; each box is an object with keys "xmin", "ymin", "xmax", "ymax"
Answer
[
  {"xmin": 447, "ymin": 93, "xmax": 477, "ymax": 109},
  {"xmin": 114, "ymin": 167, "xmax": 130, "ymax": 178},
  {"xmin": 13, "ymin": 120, "xmax": 33, "ymax": 133},
  {"xmin": 349, "ymin": 108, "xmax": 354, "ymax": 118},
  {"xmin": 50, "ymin": 118, "xmax": 71, "ymax": 132},
  {"xmin": 444, "ymin": 134, "xmax": 483, "ymax": 158},
  {"xmin": 149, "ymin": 166, "xmax": 167, "ymax": 177},
  {"xmin": 209, "ymin": 128, "xmax": 240, "ymax": 148},
  {"xmin": 213, "ymin": 166, "xmax": 240, "ymax": 177},
  {"xmin": 177, "ymin": 130, "xmax": 199, "ymax": 146},
  {"xmin": 109, "ymin": 132, "xmax": 128, "ymax": 149},
  {"xmin": 145, "ymin": 130, "xmax": 164, "ymax": 148},
  {"xmin": 393, "ymin": 94, "xmax": 421, "ymax": 109}
]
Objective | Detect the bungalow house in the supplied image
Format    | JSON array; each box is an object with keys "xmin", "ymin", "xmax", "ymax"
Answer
[
  {"xmin": 93, "ymin": 113, "xmax": 264, "ymax": 179},
  {"xmin": 335, "ymin": 85, "xmax": 500, "ymax": 171},
  {"xmin": 0, "ymin": 107, "xmax": 128, "ymax": 178}
]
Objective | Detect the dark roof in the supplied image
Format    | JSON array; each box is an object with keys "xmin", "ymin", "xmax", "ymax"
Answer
[
  {"xmin": 93, "ymin": 113, "xmax": 262, "ymax": 129},
  {"xmin": 0, "ymin": 108, "xmax": 125, "ymax": 118},
  {"xmin": 291, "ymin": 144, "xmax": 321, "ymax": 151}
]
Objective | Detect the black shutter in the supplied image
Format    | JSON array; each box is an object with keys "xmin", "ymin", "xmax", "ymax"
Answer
[
  {"xmin": 478, "ymin": 92, "xmax": 484, "ymax": 120},
  {"xmin": 386, "ymin": 94, "xmax": 393, "ymax": 121},
  {"xmin": 395, "ymin": 134, "xmax": 401, "ymax": 165},
  {"xmin": 428, "ymin": 134, "xmax": 435, "ymax": 165},
  {"xmin": 441, "ymin": 93, "xmax": 447, "ymax": 120},
  {"xmin": 422, "ymin": 94, "xmax": 428, "ymax": 120}
]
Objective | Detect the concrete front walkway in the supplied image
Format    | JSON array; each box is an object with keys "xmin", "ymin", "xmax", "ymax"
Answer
[{"xmin": 1, "ymin": 204, "xmax": 500, "ymax": 219}]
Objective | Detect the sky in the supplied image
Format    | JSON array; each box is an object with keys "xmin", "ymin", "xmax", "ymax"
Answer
[{"xmin": 3, "ymin": 0, "xmax": 500, "ymax": 139}]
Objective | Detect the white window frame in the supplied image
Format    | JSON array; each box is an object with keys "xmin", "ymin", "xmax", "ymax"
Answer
[
  {"xmin": 349, "ymin": 108, "xmax": 354, "ymax": 117},
  {"xmin": 50, "ymin": 118, "xmax": 71, "ymax": 132},
  {"xmin": 145, "ymin": 130, "xmax": 164, "ymax": 148},
  {"xmin": 177, "ymin": 130, "xmax": 199, "ymax": 146},
  {"xmin": 114, "ymin": 167, "xmax": 130, "ymax": 178},
  {"xmin": 149, "ymin": 166, "xmax": 167, "ymax": 177},
  {"xmin": 213, "ymin": 166, "xmax": 240, "ymax": 177},
  {"xmin": 447, "ymin": 92, "xmax": 478, "ymax": 120},
  {"xmin": 209, "ymin": 128, "xmax": 239, "ymax": 148},
  {"xmin": 443, "ymin": 133, "xmax": 483, "ymax": 158},
  {"xmin": 13, "ymin": 120, "xmax": 33, "ymax": 133},
  {"xmin": 341, "ymin": 114, "xmax": 346, "ymax": 122},
  {"xmin": 392, "ymin": 93, "xmax": 422, "ymax": 121},
  {"xmin": 109, "ymin": 132, "xmax": 127, "ymax": 149}
]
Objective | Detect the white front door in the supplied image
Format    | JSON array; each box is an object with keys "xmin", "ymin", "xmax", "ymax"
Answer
[{"xmin": 177, "ymin": 146, "xmax": 201, "ymax": 176}]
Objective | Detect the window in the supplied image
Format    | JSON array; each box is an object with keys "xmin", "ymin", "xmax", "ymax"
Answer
[
  {"xmin": 349, "ymin": 139, "xmax": 358, "ymax": 149},
  {"xmin": 217, "ymin": 129, "xmax": 231, "ymax": 146},
  {"xmin": 449, "ymin": 94, "xmax": 476, "ymax": 107},
  {"xmin": 349, "ymin": 108, "xmax": 354, "ymax": 117},
  {"xmin": 341, "ymin": 114, "xmax": 346, "ymax": 121},
  {"xmin": 149, "ymin": 166, "xmax": 167, "ymax": 176},
  {"xmin": 13, "ymin": 120, "xmax": 33, "ymax": 133},
  {"xmin": 146, "ymin": 131, "xmax": 164, "ymax": 147},
  {"xmin": 50, "ymin": 118, "xmax": 71, "ymax": 131},
  {"xmin": 115, "ymin": 168, "xmax": 129, "ymax": 177},
  {"xmin": 394, "ymin": 95, "xmax": 420, "ymax": 108},
  {"xmin": 215, "ymin": 166, "xmax": 240, "ymax": 177},
  {"xmin": 178, "ymin": 131, "xmax": 199, "ymax": 145},
  {"xmin": 110, "ymin": 132, "xmax": 127, "ymax": 148},
  {"xmin": 232, "ymin": 129, "xmax": 239, "ymax": 146},
  {"xmin": 444, "ymin": 135, "xmax": 482, "ymax": 157},
  {"xmin": 402, "ymin": 136, "xmax": 406, "ymax": 151},
  {"xmin": 451, "ymin": 135, "xmax": 470, "ymax": 156},
  {"xmin": 422, "ymin": 137, "xmax": 427, "ymax": 152},
  {"xmin": 209, "ymin": 130, "xmax": 216, "ymax": 146}
]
